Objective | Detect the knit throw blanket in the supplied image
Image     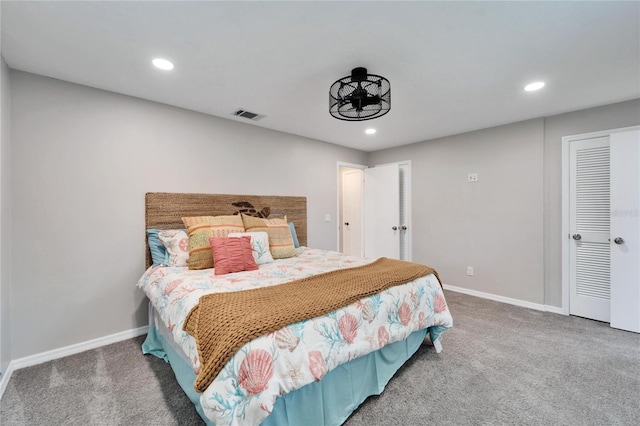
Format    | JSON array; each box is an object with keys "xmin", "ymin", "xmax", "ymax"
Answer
[{"xmin": 183, "ymin": 257, "xmax": 440, "ymax": 392}]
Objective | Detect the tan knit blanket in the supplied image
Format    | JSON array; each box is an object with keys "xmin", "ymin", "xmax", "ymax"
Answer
[{"xmin": 183, "ymin": 257, "xmax": 440, "ymax": 392}]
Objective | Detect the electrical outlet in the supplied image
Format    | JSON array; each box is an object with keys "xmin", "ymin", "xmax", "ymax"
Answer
[
  {"xmin": 467, "ymin": 266, "xmax": 474, "ymax": 276},
  {"xmin": 467, "ymin": 173, "xmax": 478, "ymax": 182}
]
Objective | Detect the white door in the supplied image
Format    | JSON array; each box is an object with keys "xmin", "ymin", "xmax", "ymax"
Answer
[
  {"xmin": 610, "ymin": 129, "xmax": 640, "ymax": 332},
  {"xmin": 342, "ymin": 169, "xmax": 363, "ymax": 257},
  {"xmin": 364, "ymin": 163, "xmax": 400, "ymax": 259},
  {"xmin": 569, "ymin": 136, "xmax": 611, "ymax": 322}
]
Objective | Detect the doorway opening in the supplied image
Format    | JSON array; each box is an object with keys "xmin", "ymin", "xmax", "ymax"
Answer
[
  {"xmin": 337, "ymin": 161, "xmax": 412, "ymax": 260},
  {"xmin": 337, "ymin": 162, "xmax": 366, "ymax": 256}
]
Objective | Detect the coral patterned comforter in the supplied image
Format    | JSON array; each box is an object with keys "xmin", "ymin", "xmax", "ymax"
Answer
[{"xmin": 136, "ymin": 248, "xmax": 453, "ymax": 426}]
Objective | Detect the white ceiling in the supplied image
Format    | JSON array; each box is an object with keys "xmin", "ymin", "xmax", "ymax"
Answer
[{"xmin": 2, "ymin": 1, "xmax": 639, "ymax": 152}]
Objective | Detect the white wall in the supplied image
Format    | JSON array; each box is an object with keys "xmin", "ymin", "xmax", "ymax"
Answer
[
  {"xmin": 0, "ymin": 23, "xmax": 12, "ymax": 373},
  {"xmin": 6, "ymin": 67, "xmax": 640, "ymax": 363},
  {"xmin": 9, "ymin": 71, "xmax": 367, "ymax": 359},
  {"xmin": 369, "ymin": 119, "xmax": 545, "ymax": 304},
  {"xmin": 369, "ymin": 99, "xmax": 640, "ymax": 308},
  {"xmin": 0, "ymin": 58, "xmax": 10, "ymax": 375}
]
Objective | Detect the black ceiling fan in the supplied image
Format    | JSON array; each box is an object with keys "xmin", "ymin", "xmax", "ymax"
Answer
[{"xmin": 329, "ymin": 67, "xmax": 390, "ymax": 121}]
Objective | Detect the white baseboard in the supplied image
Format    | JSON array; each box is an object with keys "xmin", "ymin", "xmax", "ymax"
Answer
[
  {"xmin": 443, "ymin": 284, "xmax": 565, "ymax": 314},
  {"xmin": 0, "ymin": 325, "xmax": 148, "ymax": 400},
  {"xmin": 0, "ymin": 362, "xmax": 15, "ymax": 401},
  {"xmin": 543, "ymin": 305, "xmax": 565, "ymax": 315}
]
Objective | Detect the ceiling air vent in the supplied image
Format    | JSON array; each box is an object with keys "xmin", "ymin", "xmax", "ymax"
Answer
[{"xmin": 233, "ymin": 109, "xmax": 264, "ymax": 121}]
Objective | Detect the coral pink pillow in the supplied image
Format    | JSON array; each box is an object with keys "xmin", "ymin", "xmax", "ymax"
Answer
[{"xmin": 209, "ymin": 236, "xmax": 258, "ymax": 276}]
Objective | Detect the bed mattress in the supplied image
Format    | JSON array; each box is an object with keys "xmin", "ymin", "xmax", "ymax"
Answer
[
  {"xmin": 137, "ymin": 248, "xmax": 453, "ymax": 425},
  {"xmin": 144, "ymin": 305, "xmax": 432, "ymax": 426}
]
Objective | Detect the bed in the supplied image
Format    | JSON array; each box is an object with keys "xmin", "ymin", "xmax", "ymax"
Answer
[{"xmin": 137, "ymin": 192, "xmax": 453, "ymax": 426}]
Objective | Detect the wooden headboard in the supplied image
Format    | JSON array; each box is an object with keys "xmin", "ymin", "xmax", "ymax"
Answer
[{"xmin": 145, "ymin": 192, "xmax": 307, "ymax": 268}]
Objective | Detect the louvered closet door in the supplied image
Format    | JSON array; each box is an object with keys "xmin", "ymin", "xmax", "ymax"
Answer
[{"xmin": 569, "ymin": 136, "xmax": 610, "ymax": 322}]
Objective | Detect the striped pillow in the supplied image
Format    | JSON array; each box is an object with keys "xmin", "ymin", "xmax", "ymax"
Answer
[
  {"xmin": 241, "ymin": 214, "xmax": 297, "ymax": 259},
  {"xmin": 182, "ymin": 215, "xmax": 245, "ymax": 270}
]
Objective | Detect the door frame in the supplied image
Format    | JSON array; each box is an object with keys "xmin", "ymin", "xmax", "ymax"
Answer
[
  {"xmin": 399, "ymin": 161, "xmax": 412, "ymax": 261},
  {"xmin": 336, "ymin": 161, "xmax": 367, "ymax": 252},
  {"xmin": 561, "ymin": 125, "xmax": 640, "ymax": 316}
]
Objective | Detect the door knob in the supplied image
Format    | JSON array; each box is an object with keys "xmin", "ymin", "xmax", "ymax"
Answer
[
  {"xmin": 572, "ymin": 234, "xmax": 582, "ymax": 240},
  {"xmin": 392, "ymin": 226, "xmax": 398, "ymax": 231},
  {"xmin": 401, "ymin": 226, "xmax": 407, "ymax": 230},
  {"xmin": 614, "ymin": 237, "xmax": 625, "ymax": 244},
  {"xmin": 344, "ymin": 222, "xmax": 349, "ymax": 226}
]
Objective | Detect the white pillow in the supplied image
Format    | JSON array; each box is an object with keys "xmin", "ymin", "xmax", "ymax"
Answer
[
  {"xmin": 228, "ymin": 231, "xmax": 274, "ymax": 265},
  {"xmin": 158, "ymin": 229, "xmax": 189, "ymax": 267}
]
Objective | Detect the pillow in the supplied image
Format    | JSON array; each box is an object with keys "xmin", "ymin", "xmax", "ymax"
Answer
[
  {"xmin": 158, "ymin": 230, "xmax": 189, "ymax": 267},
  {"xmin": 147, "ymin": 229, "xmax": 169, "ymax": 266},
  {"xmin": 182, "ymin": 215, "xmax": 245, "ymax": 270},
  {"xmin": 242, "ymin": 214, "xmax": 297, "ymax": 259},
  {"xmin": 209, "ymin": 236, "xmax": 258, "ymax": 276},
  {"xmin": 228, "ymin": 231, "xmax": 274, "ymax": 265},
  {"xmin": 288, "ymin": 222, "xmax": 300, "ymax": 248}
]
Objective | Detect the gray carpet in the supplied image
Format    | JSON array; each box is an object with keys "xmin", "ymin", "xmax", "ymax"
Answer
[{"xmin": 1, "ymin": 292, "xmax": 638, "ymax": 425}]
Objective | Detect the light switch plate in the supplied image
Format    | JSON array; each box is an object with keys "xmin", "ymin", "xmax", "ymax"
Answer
[
  {"xmin": 468, "ymin": 173, "xmax": 478, "ymax": 182},
  {"xmin": 324, "ymin": 213, "xmax": 331, "ymax": 222}
]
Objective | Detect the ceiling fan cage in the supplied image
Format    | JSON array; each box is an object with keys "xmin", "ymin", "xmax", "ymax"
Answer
[{"xmin": 329, "ymin": 67, "xmax": 390, "ymax": 121}]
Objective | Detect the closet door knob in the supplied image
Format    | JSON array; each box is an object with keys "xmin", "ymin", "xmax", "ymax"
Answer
[
  {"xmin": 614, "ymin": 237, "xmax": 624, "ymax": 244},
  {"xmin": 572, "ymin": 234, "xmax": 582, "ymax": 240},
  {"xmin": 344, "ymin": 222, "xmax": 349, "ymax": 226},
  {"xmin": 401, "ymin": 226, "xmax": 407, "ymax": 230},
  {"xmin": 392, "ymin": 226, "xmax": 398, "ymax": 231}
]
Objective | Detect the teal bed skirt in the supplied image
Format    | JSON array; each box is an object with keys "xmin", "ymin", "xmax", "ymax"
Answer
[{"xmin": 143, "ymin": 326, "xmax": 443, "ymax": 425}]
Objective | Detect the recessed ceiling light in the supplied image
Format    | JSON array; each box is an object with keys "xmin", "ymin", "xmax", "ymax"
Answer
[
  {"xmin": 152, "ymin": 58, "xmax": 174, "ymax": 71},
  {"xmin": 524, "ymin": 81, "xmax": 545, "ymax": 92},
  {"xmin": 365, "ymin": 128, "xmax": 377, "ymax": 135}
]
